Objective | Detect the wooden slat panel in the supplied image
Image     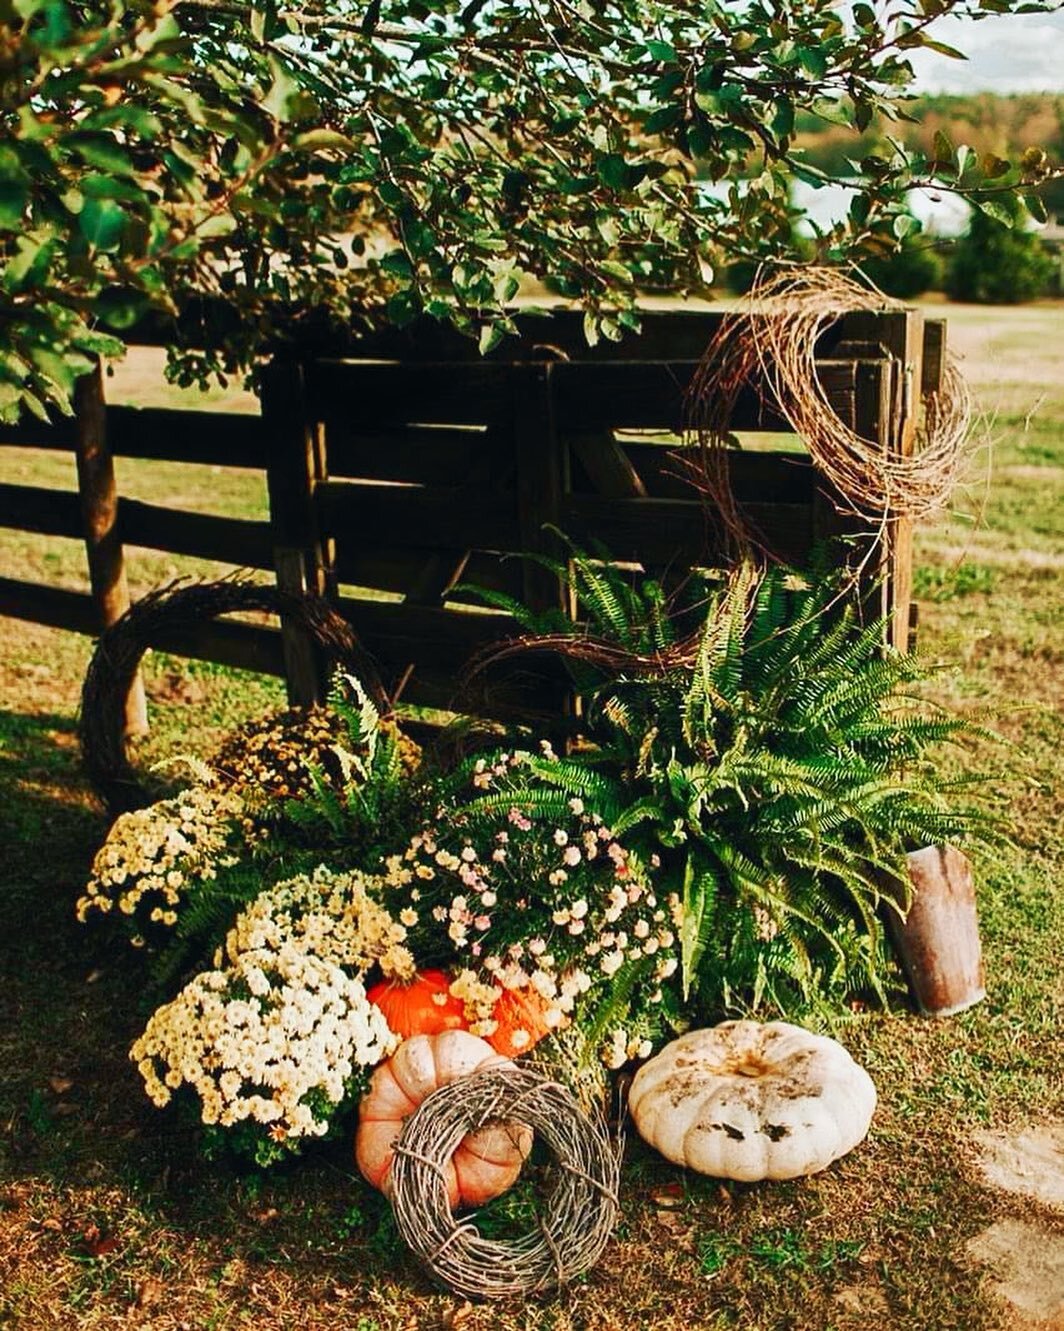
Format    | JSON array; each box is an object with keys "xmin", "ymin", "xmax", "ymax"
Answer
[
  {"xmin": 921, "ymin": 319, "xmax": 947, "ymax": 397},
  {"xmin": 336, "ymin": 595, "xmax": 514, "ymax": 671},
  {"xmin": 0, "ymin": 576, "xmax": 99, "ymax": 633},
  {"xmin": 336, "ymin": 548, "xmax": 524, "ymax": 601},
  {"xmin": 318, "ymin": 481, "xmax": 522, "ymax": 551},
  {"xmin": 321, "ymin": 308, "xmax": 729, "ymax": 363},
  {"xmin": 613, "ymin": 445, "xmax": 817, "ymax": 504},
  {"xmin": 107, "ymin": 407, "xmax": 264, "ymax": 468},
  {"xmin": 306, "ymin": 362, "xmax": 514, "ymax": 428},
  {"xmin": 562, "ymin": 494, "xmax": 813, "ymax": 566},
  {"xmin": 119, "ymin": 501, "xmax": 273, "ymax": 568},
  {"xmin": 396, "ymin": 669, "xmax": 572, "ymax": 725},
  {"xmin": 553, "ymin": 358, "xmax": 859, "ymax": 433},
  {"xmin": 325, "ymin": 425, "xmax": 494, "ymax": 484},
  {"xmin": 0, "ymin": 483, "xmax": 83, "ymax": 538}
]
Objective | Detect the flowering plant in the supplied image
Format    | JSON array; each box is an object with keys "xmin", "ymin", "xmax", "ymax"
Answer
[
  {"xmin": 380, "ymin": 747, "xmax": 682, "ymax": 1073},
  {"xmin": 76, "ymin": 782, "xmax": 260, "ymax": 949},
  {"xmin": 222, "ymin": 866, "xmax": 416, "ymax": 983},
  {"xmin": 130, "ymin": 938, "xmax": 397, "ymax": 1166}
]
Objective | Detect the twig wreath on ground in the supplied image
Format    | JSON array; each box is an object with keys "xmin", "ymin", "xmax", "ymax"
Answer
[
  {"xmin": 80, "ymin": 578, "xmax": 385, "ymax": 814},
  {"xmin": 390, "ymin": 1065, "xmax": 620, "ymax": 1299}
]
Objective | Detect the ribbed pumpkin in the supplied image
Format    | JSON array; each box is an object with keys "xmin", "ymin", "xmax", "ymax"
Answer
[
  {"xmin": 356, "ymin": 1030, "xmax": 532, "ymax": 1209},
  {"xmin": 628, "ymin": 1021, "xmax": 876, "ymax": 1182},
  {"xmin": 487, "ymin": 985, "xmax": 553, "ymax": 1058},
  {"xmin": 366, "ymin": 969, "xmax": 468, "ymax": 1039}
]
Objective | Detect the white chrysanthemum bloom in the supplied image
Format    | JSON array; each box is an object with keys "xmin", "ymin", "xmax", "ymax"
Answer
[
  {"xmin": 130, "ymin": 940, "xmax": 396, "ymax": 1139},
  {"xmin": 223, "ymin": 866, "xmax": 414, "ymax": 981},
  {"xmin": 76, "ymin": 784, "xmax": 251, "ymax": 930}
]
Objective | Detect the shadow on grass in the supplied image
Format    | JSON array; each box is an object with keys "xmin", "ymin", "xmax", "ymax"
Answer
[{"xmin": 0, "ymin": 709, "xmax": 407, "ymax": 1281}]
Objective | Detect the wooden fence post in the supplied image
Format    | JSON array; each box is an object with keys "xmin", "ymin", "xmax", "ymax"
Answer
[
  {"xmin": 836, "ymin": 309, "xmax": 924, "ymax": 650},
  {"xmin": 73, "ymin": 362, "xmax": 148, "ymax": 736},
  {"xmin": 260, "ymin": 356, "xmax": 329, "ymax": 706}
]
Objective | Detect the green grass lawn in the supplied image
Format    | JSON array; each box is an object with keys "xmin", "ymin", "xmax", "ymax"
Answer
[{"xmin": 0, "ymin": 304, "xmax": 1061, "ymax": 1331}]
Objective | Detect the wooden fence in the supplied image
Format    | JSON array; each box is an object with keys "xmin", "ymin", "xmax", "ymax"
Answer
[{"xmin": 0, "ymin": 305, "xmax": 945, "ymax": 728}]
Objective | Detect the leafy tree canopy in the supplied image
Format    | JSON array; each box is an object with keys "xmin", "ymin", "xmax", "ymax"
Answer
[{"xmin": 1, "ymin": 0, "xmax": 1060, "ymax": 421}]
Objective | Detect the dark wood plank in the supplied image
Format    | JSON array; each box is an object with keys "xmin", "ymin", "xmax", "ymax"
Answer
[
  {"xmin": 0, "ymin": 483, "xmax": 84, "ymax": 538},
  {"xmin": 616, "ymin": 444, "xmax": 816, "ymax": 504},
  {"xmin": 0, "ymin": 576, "xmax": 98, "ymax": 634},
  {"xmin": 119, "ymin": 502, "xmax": 273, "ymax": 568},
  {"xmin": 335, "ymin": 596, "xmax": 515, "ymax": 671},
  {"xmin": 261, "ymin": 357, "xmax": 330, "ymax": 704},
  {"xmin": 562, "ymin": 494, "xmax": 814, "ymax": 566},
  {"xmin": 317, "ymin": 481, "xmax": 522, "ymax": 552},
  {"xmin": 921, "ymin": 319, "xmax": 947, "ymax": 397},
  {"xmin": 305, "ymin": 361, "xmax": 514, "ymax": 428},
  {"xmin": 0, "ymin": 418, "xmax": 77, "ymax": 450},
  {"xmin": 0, "ymin": 408, "xmax": 264, "ymax": 466},
  {"xmin": 324, "ymin": 425, "xmax": 493, "ymax": 484},
  {"xmin": 147, "ymin": 617, "xmax": 287, "ymax": 676},
  {"xmin": 334, "ymin": 548, "xmax": 524, "ymax": 601},
  {"xmin": 107, "ymin": 407, "xmax": 264, "ymax": 468}
]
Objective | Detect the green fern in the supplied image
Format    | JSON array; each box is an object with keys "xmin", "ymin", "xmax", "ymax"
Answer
[{"xmin": 464, "ymin": 547, "xmax": 999, "ymax": 1021}]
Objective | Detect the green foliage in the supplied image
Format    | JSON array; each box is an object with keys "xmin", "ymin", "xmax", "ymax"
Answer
[
  {"xmin": 467, "ymin": 547, "xmax": 994, "ymax": 1019},
  {"xmin": 860, "ymin": 228, "xmax": 946, "ymax": 299},
  {"xmin": 948, "ymin": 195, "xmax": 1055, "ymax": 304},
  {"xmin": 2, "ymin": 0, "xmax": 1060, "ymax": 420}
]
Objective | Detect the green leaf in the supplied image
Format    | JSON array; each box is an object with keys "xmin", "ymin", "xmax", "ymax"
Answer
[
  {"xmin": 79, "ymin": 197, "xmax": 127, "ymax": 252},
  {"xmin": 65, "ymin": 133, "xmax": 135, "ymax": 177},
  {"xmin": 645, "ymin": 39, "xmax": 679, "ymax": 63},
  {"xmin": 975, "ymin": 198, "xmax": 1015, "ymax": 228},
  {"xmin": 0, "ymin": 181, "xmax": 28, "ymax": 232},
  {"xmin": 797, "ymin": 45, "xmax": 827, "ymax": 78},
  {"xmin": 892, "ymin": 213, "xmax": 915, "ymax": 239},
  {"xmin": 597, "ymin": 154, "xmax": 631, "ymax": 191},
  {"xmin": 264, "ymin": 59, "xmax": 301, "ymax": 122},
  {"xmin": 1024, "ymin": 191, "xmax": 1048, "ymax": 225},
  {"xmin": 643, "ymin": 104, "xmax": 682, "ymax": 135},
  {"xmin": 479, "ymin": 324, "xmax": 504, "ymax": 355}
]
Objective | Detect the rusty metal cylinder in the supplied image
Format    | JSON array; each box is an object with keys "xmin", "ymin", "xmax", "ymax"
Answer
[{"xmin": 890, "ymin": 845, "xmax": 986, "ymax": 1017}]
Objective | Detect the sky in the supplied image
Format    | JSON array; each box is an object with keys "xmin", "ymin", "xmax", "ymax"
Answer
[{"xmin": 907, "ymin": 10, "xmax": 1064, "ymax": 94}]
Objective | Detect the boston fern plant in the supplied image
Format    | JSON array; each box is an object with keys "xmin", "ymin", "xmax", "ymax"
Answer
[{"xmin": 465, "ymin": 545, "xmax": 993, "ymax": 1019}]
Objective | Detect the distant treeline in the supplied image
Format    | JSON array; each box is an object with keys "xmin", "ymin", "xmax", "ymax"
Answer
[{"xmin": 794, "ymin": 93, "xmax": 1064, "ymax": 214}]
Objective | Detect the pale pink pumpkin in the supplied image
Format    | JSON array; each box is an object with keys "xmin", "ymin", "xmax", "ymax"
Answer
[{"xmin": 356, "ymin": 1030, "xmax": 533, "ymax": 1209}]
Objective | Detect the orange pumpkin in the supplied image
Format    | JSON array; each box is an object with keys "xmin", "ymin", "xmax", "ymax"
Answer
[
  {"xmin": 356, "ymin": 1030, "xmax": 533, "ymax": 1209},
  {"xmin": 366, "ymin": 969, "xmax": 468, "ymax": 1039},
  {"xmin": 487, "ymin": 985, "xmax": 554, "ymax": 1058}
]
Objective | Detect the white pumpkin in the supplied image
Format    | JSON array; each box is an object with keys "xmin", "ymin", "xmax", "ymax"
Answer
[{"xmin": 628, "ymin": 1020, "xmax": 876, "ymax": 1181}]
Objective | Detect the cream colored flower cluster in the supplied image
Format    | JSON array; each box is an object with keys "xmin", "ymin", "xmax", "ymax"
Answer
[
  {"xmin": 130, "ymin": 939, "xmax": 396, "ymax": 1138},
  {"xmin": 222, "ymin": 866, "xmax": 415, "ymax": 982},
  {"xmin": 76, "ymin": 784, "xmax": 256, "ymax": 944}
]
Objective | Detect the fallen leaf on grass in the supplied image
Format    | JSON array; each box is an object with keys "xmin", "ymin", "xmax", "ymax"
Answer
[
  {"xmin": 250, "ymin": 1207, "xmax": 280, "ymax": 1225},
  {"xmin": 82, "ymin": 1223, "xmax": 120, "ymax": 1259},
  {"xmin": 39, "ymin": 1217, "xmax": 63, "ymax": 1233},
  {"xmin": 442, "ymin": 1302, "xmax": 475, "ymax": 1329},
  {"xmin": 48, "ymin": 1076, "xmax": 74, "ymax": 1095},
  {"xmin": 132, "ymin": 1278, "xmax": 164, "ymax": 1310}
]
